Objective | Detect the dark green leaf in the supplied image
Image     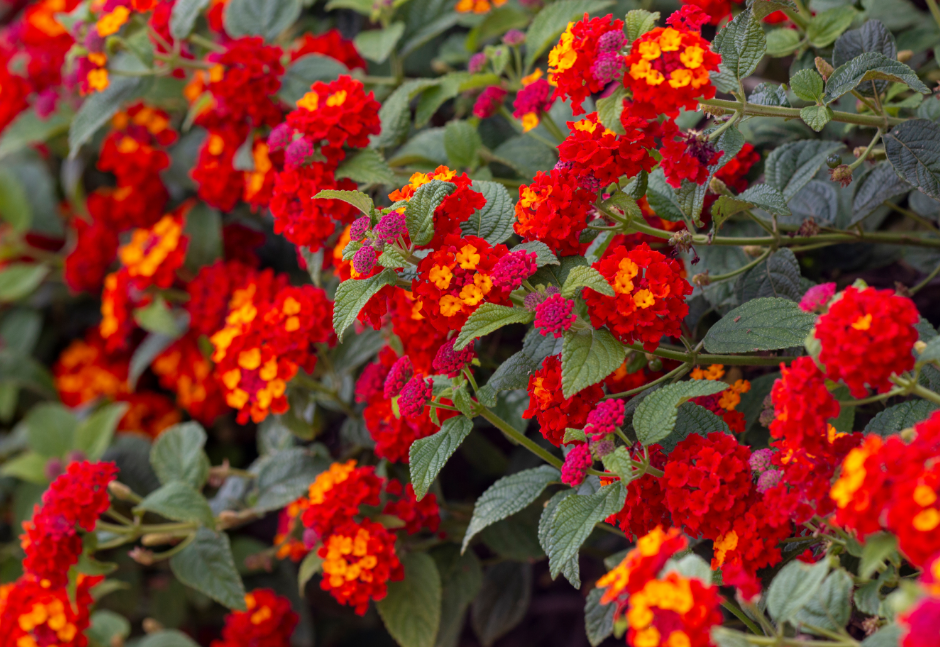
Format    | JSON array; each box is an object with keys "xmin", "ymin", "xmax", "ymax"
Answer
[
  {"xmin": 833, "ymin": 21, "xmax": 897, "ymax": 99},
  {"xmin": 461, "ymin": 181, "xmax": 515, "ymax": 244},
  {"xmin": 514, "ymin": 240, "xmax": 559, "ymax": 267},
  {"xmin": 69, "ymin": 76, "xmax": 148, "ymax": 158},
  {"xmin": 596, "ymin": 86, "xmax": 627, "ymax": 135},
  {"xmin": 766, "ymin": 559, "xmax": 830, "ymax": 622},
  {"xmin": 712, "ymin": 9, "xmax": 766, "ymax": 86},
  {"xmin": 633, "ymin": 380, "xmax": 729, "ymax": 446},
  {"xmin": 410, "ymin": 416, "xmax": 474, "ymax": 500},
  {"xmin": 524, "ymin": 0, "xmax": 615, "ymax": 69},
  {"xmin": 584, "ymin": 588, "xmax": 615, "ymax": 647},
  {"xmin": 0, "ymin": 169, "xmax": 31, "ymax": 232},
  {"xmin": 471, "ymin": 562, "xmax": 532, "ymax": 647},
  {"xmin": 169, "ymin": 0, "xmax": 210, "ymax": 38},
  {"xmin": 749, "ymin": 82, "xmax": 790, "ymax": 107},
  {"xmin": 546, "ymin": 483, "xmax": 625, "ymax": 584},
  {"xmin": 252, "ymin": 447, "xmax": 328, "ymax": 513},
  {"xmin": 560, "ymin": 328, "xmax": 626, "ymax": 398},
  {"xmin": 765, "ymin": 140, "xmax": 845, "ymax": 200},
  {"xmin": 355, "ymin": 23, "xmax": 406, "ymax": 64},
  {"xmin": 377, "ymin": 552, "xmax": 442, "ymax": 647},
  {"xmin": 333, "ymin": 270, "xmax": 399, "ymax": 341},
  {"xmin": 851, "ymin": 162, "xmax": 912, "ymax": 226},
  {"xmin": 150, "ymin": 421, "xmax": 210, "ymax": 488},
  {"xmin": 279, "ymin": 54, "xmax": 349, "ymax": 105},
  {"xmin": 454, "ymin": 304, "xmax": 533, "ymax": 350},
  {"xmin": 703, "ymin": 297, "xmax": 816, "ymax": 353},
  {"xmin": 75, "ymin": 402, "xmax": 128, "ymax": 461},
  {"xmin": 659, "ymin": 403, "xmax": 730, "ymax": 453},
  {"xmin": 859, "ymin": 532, "xmax": 898, "ymax": 580},
  {"xmin": 561, "ymin": 266, "xmax": 614, "ymax": 298},
  {"xmin": 336, "ymin": 149, "xmax": 396, "ymax": 187},
  {"xmin": 825, "ymin": 52, "xmax": 928, "ymax": 104},
  {"xmin": 314, "ymin": 189, "xmax": 374, "ymax": 217},
  {"xmin": 483, "ymin": 328, "xmax": 561, "ymax": 396},
  {"xmin": 406, "ymin": 180, "xmax": 457, "ymax": 246},
  {"xmin": 170, "ymin": 528, "xmax": 246, "ymax": 610},
  {"xmin": 444, "ymin": 121, "xmax": 481, "ymax": 170},
  {"xmin": 298, "ymin": 551, "xmax": 323, "ymax": 595},
  {"xmin": 864, "ymin": 400, "xmax": 939, "ymax": 435},
  {"xmin": 136, "ymin": 481, "xmax": 215, "ymax": 527},
  {"xmin": 25, "ymin": 403, "xmax": 76, "ymax": 458},
  {"xmin": 735, "ymin": 249, "xmax": 803, "ymax": 303},
  {"xmin": 884, "ymin": 119, "xmax": 940, "ymax": 201},
  {"xmin": 646, "ymin": 169, "xmax": 686, "ymax": 222},
  {"xmin": 182, "ymin": 203, "xmax": 222, "ymax": 272},
  {"xmin": 538, "ymin": 490, "xmax": 578, "ymax": 585},
  {"xmin": 223, "ymin": 0, "xmax": 300, "ymax": 40},
  {"xmin": 0, "ymin": 264, "xmax": 48, "ymax": 302}
]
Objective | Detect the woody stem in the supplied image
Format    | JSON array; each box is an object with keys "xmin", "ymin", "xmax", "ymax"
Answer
[
  {"xmin": 477, "ymin": 405, "xmax": 563, "ymax": 469},
  {"xmin": 699, "ymin": 98, "xmax": 904, "ymax": 129}
]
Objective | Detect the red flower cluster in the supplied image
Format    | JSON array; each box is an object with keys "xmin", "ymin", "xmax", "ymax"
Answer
[
  {"xmin": 318, "ymin": 520, "xmax": 403, "ymax": 615},
  {"xmin": 515, "ymin": 170, "xmax": 595, "ymax": 256},
  {"xmin": 389, "ymin": 166, "xmax": 487, "ymax": 249},
  {"xmin": 815, "ymin": 286, "xmax": 920, "ymax": 397},
  {"xmin": 831, "ymin": 411, "xmax": 940, "ymax": 566},
  {"xmin": 584, "ymin": 243, "xmax": 692, "ymax": 351},
  {"xmin": 523, "ymin": 355, "xmax": 604, "ymax": 446},
  {"xmin": 558, "ymin": 112, "xmax": 655, "ymax": 188},
  {"xmin": 211, "ymin": 589, "xmax": 298, "ymax": 647},
  {"xmin": 21, "ymin": 461, "xmax": 118, "ymax": 587},
  {"xmin": 680, "ymin": 0, "xmax": 742, "ymax": 25},
  {"xmin": 770, "ymin": 357, "xmax": 840, "ymax": 456},
  {"xmin": 207, "ymin": 37, "xmax": 284, "ymax": 127},
  {"xmin": 900, "ymin": 556, "xmax": 940, "ymax": 647},
  {"xmin": 0, "ymin": 574, "xmax": 102, "ymax": 647},
  {"xmin": 301, "ymin": 460, "xmax": 384, "ymax": 538},
  {"xmin": 548, "ymin": 14, "xmax": 626, "ymax": 114},
  {"xmin": 606, "ymin": 445, "xmax": 672, "ymax": 538},
  {"xmin": 291, "ymin": 29, "xmax": 367, "ymax": 70}
]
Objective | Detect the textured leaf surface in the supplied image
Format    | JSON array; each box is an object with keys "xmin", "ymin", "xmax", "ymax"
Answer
[
  {"xmin": 223, "ymin": 0, "xmax": 300, "ymax": 40},
  {"xmin": 454, "ymin": 304, "xmax": 534, "ymax": 350},
  {"xmin": 884, "ymin": 119, "xmax": 940, "ymax": 201},
  {"xmin": 560, "ymin": 328, "xmax": 626, "ymax": 398},
  {"xmin": 633, "ymin": 381, "xmax": 729, "ymax": 446},
  {"xmin": 659, "ymin": 403, "xmax": 730, "ymax": 453},
  {"xmin": 136, "ymin": 482, "xmax": 215, "ymax": 527},
  {"xmin": 471, "ymin": 562, "xmax": 532, "ymax": 647},
  {"xmin": 170, "ymin": 528, "xmax": 246, "ymax": 610},
  {"xmin": 712, "ymin": 9, "xmax": 766, "ymax": 85},
  {"xmin": 377, "ymin": 553, "xmax": 442, "ymax": 647},
  {"xmin": 514, "ymin": 240, "xmax": 559, "ymax": 267},
  {"xmin": 462, "ymin": 181, "xmax": 515, "ymax": 244},
  {"xmin": 69, "ymin": 77, "xmax": 147, "ymax": 158},
  {"xmin": 546, "ymin": 483, "xmax": 625, "ymax": 583},
  {"xmin": 150, "ymin": 422, "xmax": 210, "ymax": 489},
  {"xmin": 538, "ymin": 490, "xmax": 578, "ymax": 586},
  {"xmin": 561, "ymin": 266, "xmax": 614, "ymax": 298},
  {"xmin": 482, "ymin": 328, "xmax": 561, "ymax": 396},
  {"xmin": 833, "ymin": 19, "xmax": 896, "ymax": 68},
  {"xmin": 765, "ymin": 140, "xmax": 844, "ymax": 200},
  {"xmin": 462, "ymin": 465, "xmax": 559, "ymax": 551},
  {"xmin": 406, "ymin": 180, "xmax": 456, "ymax": 246},
  {"xmin": 584, "ymin": 588, "xmax": 615, "ymax": 647},
  {"xmin": 333, "ymin": 270, "xmax": 398, "ymax": 341},
  {"xmin": 825, "ymin": 52, "xmax": 928, "ymax": 103},
  {"xmin": 767, "ymin": 559, "xmax": 830, "ymax": 622},
  {"xmin": 791, "ymin": 69, "xmax": 825, "ymax": 102},
  {"xmin": 793, "ymin": 569, "xmax": 853, "ymax": 634},
  {"xmin": 703, "ymin": 297, "xmax": 816, "ymax": 353},
  {"xmin": 410, "ymin": 416, "xmax": 473, "ymax": 500},
  {"xmin": 252, "ymin": 447, "xmax": 327, "ymax": 513},
  {"xmin": 736, "ymin": 249, "xmax": 803, "ymax": 303},
  {"xmin": 864, "ymin": 400, "xmax": 939, "ymax": 435},
  {"xmin": 851, "ymin": 162, "xmax": 912, "ymax": 225},
  {"xmin": 314, "ymin": 189, "xmax": 374, "ymax": 217},
  {"xmin": 336, "ymin": 149, "xmax": 396, "ymax": 187}
]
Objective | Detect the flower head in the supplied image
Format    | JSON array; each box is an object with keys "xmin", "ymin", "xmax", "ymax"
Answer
[
  {"xmin": 597, "ymin": 526, "xmax": 688, "ymax": 606},
  {"xmin": 473, "ymin": 85, "xmax": 507, "ymax": 119},
  {"xmin": 211, "ymin": 589, "xmax": 299, "ymax": 647},
  {"xmin": 433, "ymin": 338, "xmax": 476, "ymax": 378},
  {"xmin": 524, "ymin": 355, "xmax": 604, "ymax": 446},
  {"xmin": 561, "ymin": 443, "xmax": 593, "ymax": 486},
  {"xmin": 558, "ymin": 112, "xmax": 655, "ymax": 187},
  {"xmin": 301, "ymin": 460, "xmax": 384, "ymax": 538},
  {"xmin": 799, "ymin": 282, "xmax": 837, "ymax": 313},
  {"xmin": 515, "ymin": 170, "xmax": 595, "ymax": 256},
  {"xmin": 398, "ymin": 376, "xmax": 433, "ymax": 419},
  {"xmin": 384, "ymin": 356, "xmax": 414, "ymax": 399},
  {"xmin": 490, "ymin": 250, "xmax": 538, "ymax": 292},
  {"xmin": 0, "ymin": 574, "xmax": 102, "ymax": 647},
  {"xmin": 534, "ymin": 294, "xmax": 576, "ymax": 338},
  {"xmin": 549, "ymin": 15, "xmax": 626, "ymax": 114}
]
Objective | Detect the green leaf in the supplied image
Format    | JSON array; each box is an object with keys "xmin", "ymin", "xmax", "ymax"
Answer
[
  {"xmin": 663, "ymin": 553, "xmax": 713, "ymax": 584},
  {"xmin": 138, "ymin": 630, "xmax": 201, "ymax": 647},
  {"xmin": 87, "ymin": 610, "xmax": 131, "ymax": 647},
  {"xmin": 69, "ymin": 76, "xmax": 148, "ymax": 158},
  {"xmin": 791, "ymin": 69, "xmax": 825, "ymax": 103},
  {"xmin": 462, "ymin": 465, "xmax": 559, "ymax": 551},
  {"xmin": 861, "ymin": 624, "xmax": 902, "ymax": 647},
  {"xmin": 410, "ymin": 416, "xmax": 474, "ymax": 500},
  {"xmin": 646, "ymin": 169, "xmax": 686, "ymax": 222},
  {"xmin": 711, "ymin": 628, "xmax": 754, "ymax": 647},
  {"xmin": 584, "ymin": 587, "xmax": 615, "ymax": 647},
  {"xmin": 1, "ymin": 451, "xmax": 49, "ymax": 484},
  {"xmin": 703, "ymin": 297, "xmax": 817, "ymax": 354},
  {"xmin": 169, "ymin": 0, "xmax": 210, "ymax": 38},
  {"xmin": 859, "ymin": 532, "xmax": 898, "ymax": 580},
  {"xmin": 134, "ymin": 297, "xmax": 183, "ymax": 338},
  {"xmin": 136, "ymin": 481, "xmax": 215, "ymax": 527},
  {"xmin": 378, "ymin": 247, "xmax": 409, "ymax": 269},
  {"xmin": 851, "ymin": 162, "xmax": 912, "ymax": 226},
  {"xmin": 298, "ymin": 551, "xmax": 323, "ymax": 595},
  {"xmin": 633, "ymin": 380, "xmax": 729, "ymax": 446},
  {"xmin": 377, "ymin": 552, "xmax": 442, "ymax": 647},
  {"xmin": 483, "ymin": 327, "xmax": 561, "ymax": 396},
  {"xmin": 563, "ymin": 427, "xmax": 587, "ymax": 444},
  {"xmin": 800, "ymin": 106, "xmax": 833, "ymax": 134},
  {"xmin": 0, "ymin": 106, "xmax": 71, "ymax": 161},
  {"xmin": 170, "ymin": 527, "xmax": 246, "ymax": 610},
  {"xmin": 735, "ymin": 249, "xmax": 803, "ymax": 303},
  {"xmin": 766, "ymin": 559, "xmax": 830, "ymax": 623},
  {"xmin": 454, "ymin": 304, "xmax": 534, "ymax": 350},
  {"xmin": 374, "ymin": 79, "xmax": 440, "ymax": 148},
  {"xmin": 807, "ymin": 6, "xmax": 856, "ymax": 47},
  {"xmin": 546, "ymin": 483, "xmax": 626, "ymax": 583},
  {"xmin": 223, "ymin": 0, "xmax": 300, "ymax": 41},
  {"xmin": 749, "ymin": 82, "xmax": 790, "ymax": 107},
  {"xmin": 444, "ymin": 121, "xmax": 482, "ymax": 170},
  {"xmin": 765, "ymin": 28, "xmax": 801, "ymax": 57},
  {"xmin": 355, "ymin": 23, "xmax": 406, "ymax": 64},
  {"xmin": 659, "ymin": 403, "xmax": 730, "ymax": 453},
  {"xmin": 713, "ymin": 185, "xmax": 790, "ymax": 232},
  {"xmin": 793, "ymin": 568, "xmax": 854, "ymax": 634},
  {"xmin": 471, "ymin": 562, "xmax": 532, "ymax": 647},
  {"xmin": 625, "ymin": 9, "xmax": 659, "ymax": 42},
  {"xmin": 0, "ymin": 169, "xmax": 32, "ymax": 233},
  {"xmin": 514, "ymin": 241, "xmax": 559, "ymax": 267},
  {"xmin": 524, "ymin": 0, "xmax": 614, "ymax": 69},
  {"xmin": 596, "ymin": 86, "xmax": 627, "ymax": 135},
  {"xmin": 314, "ymin": 189, "xmax": 374, "ymax": 217},
  {"xmin": 561, "ymin": 266, "xmax": 614, "ymax": 298},
  {"xmin": 406, "ymin": 180, "xmax": 457, "ymax": 246},
  {"xmin": 865, "ymin": 400, "xmax": 938, "ymax": 435},
  {"xmin": 279, "ymin": 54, "xmax": 349, "ymax": 105},
  {"xmin": 25, "ymin": 402, "xmax": 76, "ymax": 458},
  {"xmin": 750, "ymin": 0, "xmax": 795, "ymax": 20},
  {"xmin": 537, "ymin": 490, "xmax": 578, "ymax": 584},
  {"xmin": 765, "ymin": 140, "xmax": 844, "ymax": 201},
  {"xmin": 415, "ymin": 80, "xmax": 460, "ymax": 129},
  {"xmin": 825, "ymin": 52, "xmax": 928, "ymax": 104},
  {"xmin": 0, "ymin": 264, "xmax": 48, "ymax": 302},
  {"xmin": 885, "ymin": 119, "xmax": 940, "ymax": 201},
  {"xmin": 560, "ymin": 328, "xmax": 627, "ymax": 398},
  {"xmin": 336, "ymin": 149, "xmax": 396, "ymax": 187},
  {"xmin": 75, "ymin": 402, "xmax": 128, "ymax": 461},
  {"xmin": 453, "ymin": 386, "xmax": 475, "ymax": 419},
  {"xmin": 712, "ymin": 9, "xmax": 766, "ymax": 87},
  {"xmin": 252, "ymin": 447, "xmax": 328, "ymax": 513},
  {"xmin": 150, "ymin": 421, "xmax": 210, "ymax": 488},
  {"xmin": 466, "ymin": 7, "xmax": 531, "ymax": 52},
  {"xmin": 461, "ymin": 181, "xmax": 515, "ymax": 244},
  {"xmin": 833, "ymin": 19, "xmax": 897, "ymax": 70},
  {"xmin": 182, "ymin": 203, "xmax": 222, "ymax": 272},
  {"xmin": 332, "ymin": 270, "xmax": 399, "ymax": 342}
]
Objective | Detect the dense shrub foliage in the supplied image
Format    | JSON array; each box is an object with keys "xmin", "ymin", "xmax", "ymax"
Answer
[{"xmin": 4, "ymin": 0, "xmax": 940, "ymax": 645}]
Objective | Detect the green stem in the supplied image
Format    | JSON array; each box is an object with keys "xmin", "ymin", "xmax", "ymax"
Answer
[
  {"xmin": 707, "ymin": 249, "xmax": 772, "ymax": 282},
  {"xmin": 604, "ymin": 363, "xmax": 692, "ymax": 400},
  {"xmin": 148, "ymin": 532, "xmax": 197, "ymax": 562},
  {"xmin": 700, "ymin": 98, "xmax": 903, "ymax": 129},
  {"xmin": 478, "ymin": 406, "xmax": 563, "ymax": 469},
  {"xmin": 928, "ymin": 0, "xmax": 940, "ymax": 33},
  {"xmin": 837, "ymin": 387, "xmax": 904, "ymax": 407},
  {"xmin": 188, "ymin": 32, "xmax": 225, "ymax": 53},
  {"xmin": 848, "ymin": 129, "xmax": 883, "ymax": 171},
  {"xmin": 708, "ymin": 110, "xmax": 742, "ymax": 142},
  {"xmin": 540, "ymin": 111, "xmax": 567, "ymax": 144},
  {"xmin": 884, "ymin": 201, "xmax": 939, "ymax": 232},
  {"xmin": 623, "ymin": 342, "xmax": 794, "ymax": 367},
  {"xmin": 721, "ymin": 600, "xmax": 763, "ymax": 636},
  {"xmin": 912, "ymin": 260, "xmax": 940, "ymax": 295}
]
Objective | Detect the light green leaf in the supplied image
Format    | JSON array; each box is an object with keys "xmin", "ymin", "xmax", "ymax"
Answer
[
  {"xmin": 461, "ymin": 181, "xmax": 515, "ymax": 245},
  {"xmin": 410, "ymin": 416, "xmax": 474, "ymax": 500},
  {"xmin": 825, "ymin": 52, "xmax": 928, "ymax": 103},
  {"xmin": 0, "ymin": 169, "xmax": 32, "ymax": 233},
  {"xmin": 861, "ymin": 624, "xmax": 902, "ymax": 647},
  {"xmin": 314, "ymin": 189, "xmax": 374, "ymax": 216},
  {"xmin": 663, "ymin": 553, "xmax": 713, "ymax": 584},
  {"xmin": 336, "ymin": 148, "xmax": 396, "ymax": 187},
  {"xmin": 138, "ymin": 630, "xmax": 201, "ymax": 647},
  {"xmin": 561, "ymin": 266, "xmax": 614, "ymax": 298},
  {"xmin": 560, "ymin": 328, "xmax": 626, "ymax": 398},
  {"xmin": 538, "ymin": 490, "xmax": 578, "ymax": 585},
  {"xmin": 332, "ymin": 270, "xmax": 399, "ymax": 341},
  {"xmin": 25, "ymin": 403, "xmax": 76, "ymax": 458},
  {"xmin": 134, "ymin": 297, "xmax": 183, "ymax": 338},
  {"xmin": 462, "ymin": 465, "xmax": 559, "ymax": 552},
  {"xmin": 563, "ymin": 427, "xmax": 587, "ymax": 444},
  {"xmin": 87, "ymin": 610, "xmax": 131, "ymax": 647},
  {"xmin": 596, "ymin": 86, "xmax": 627, "ymax": 135},
  {"xmin": 546, "ymin": 483, "xmax": 625, "ymax": 584},
  {"xmin": 169, "ymin": 0, "xmax": 210, "ymax": 38},
  {"xmin": 0, "ymin": 264, "xmax": 49, "ymax": 302},
  {"xmin": 69, "ymin": 76, "xmax": 148, "ymax": 158},
  {"xmin": 223, "ymin": 0, "xmax": 300, "ymax": 41},
  {"xmin": 377, "ymin": 552, "xmax": 442, "ymax": 647},
  {"xmin": 0, "ymin": 107, "xmax": 71, "ymax": 161},
  {"xmin": 1, "ymin": 451, "xmax": 49, "ymax": 484},
  {"xmin": 703, "ymin": 297, "xmax": 817, "ymax": 354},
  {"xmin": 806, "ymin": 6, "xmax": 857, "ymax": 48},
  {"xmin": 791, "ymin": 69, "xmax": 825, "ymax": 103},
  {"xmin": 298, "ymin": 551, "xmax": 323, "ymax": 596},
  {"xmin": 625, "ymin": 9, "xmax": 659, "ymax": 42},
  {"xmin": 766, "ymin": 559, "xmax": 830, "ymax": 623},
  {"xmin": 514, "ymin": 240, "xmax": 559, "ymax": 267},
  {"xmin": 378, "ymin": 247, "xmax": 409, "ymax": 269},
  {"xmin": 150, "ymin": 421, "xmax": 210, "ymax": 488},
  {"xmin": 75, "ymin": 402, "xmax": 128, "ymax": 461},
  {"xmin": 136, "ymin": 481, "xmax": 215, "ymax": 527},
  {"xmin": 454, "ymin": 304, "xmax": 534, "ymax": 350},
  {"xmin": 793, "ymin": 568, "xmax": 854, "ymax": 634},
  {"xmin": 170, "ymin": 527, "xmax": 246, "ymax": 610},
  {"xmin": 524, "ymin": 0, "xmax": 614, "ymax": 69},
  {"xmin": 884, "ymin": 119, "xmax": 940, "ymax": 200},
  {"xmin": 444, "ymin": 120, "xmax": 482, "ymax": 170},
  {"xmin": 355, "ymin": 23, "xmax": 406, "ymax": 64},
  {"xmin": 766, "ymin": 28, "xmax": 801, "ymax": 57},
  {"xmin": 859, "ymin": 532, "xmax": 899, "ymax": 580},
  {"xmin": 633, "ymin": 380, "xmax": 729, "ymax": 446}
]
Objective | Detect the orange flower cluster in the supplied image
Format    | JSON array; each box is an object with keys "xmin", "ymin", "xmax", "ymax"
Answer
[
  {"xmin": 389, "ymin": 166, "xmax": 486, "ymax": 249},
  {"xmin": 515, "ymin": 169, "xmax": 595, "ymax": 256},
  {"xmin": 211, "ymin": 589, "xmax": 298, "ymax": 647},
  {"xmin": 0, "ymin": 574, "xmax": 102, "ymax": 647},
  {"xmin": 548, "ymin": 14, "xmax": 626, "ymax": 115},
  {"xmin": 319, "ymin": 520, "xmax": 403, "ymax": 615},
  {"xmin": 689, "ymin": 364, "xmax": 751, "ymax": 433},
  {"xmin": 831, "ymin": 411, "xmax": 940, "ymax": 567},
  {"xmin": 210, "ymin": 280, "xmax": 334, "ymax": 423},
  {"xmin": 585, "ymin": 243, "xmax": 692, "ymax": 352},
  {"xmin": 524, "ymin": 355, "xmax": 604, "ymax": 446}
]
